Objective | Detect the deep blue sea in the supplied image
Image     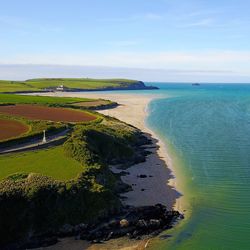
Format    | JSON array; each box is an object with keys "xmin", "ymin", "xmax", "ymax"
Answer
[{"xmin": 144, "ymin": 83, "xmax": 250, "ymax": 249}]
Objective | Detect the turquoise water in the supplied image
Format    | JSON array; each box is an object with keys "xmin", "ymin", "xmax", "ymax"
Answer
[{"xmin": 145, "ymin": 83, "xmax": 250, "ymax": 250}]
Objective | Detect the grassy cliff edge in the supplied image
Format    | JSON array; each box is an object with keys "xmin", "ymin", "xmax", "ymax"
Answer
[
  {"xmin": 0, "ymin": 115, "xmax": 150, "ymax": 247},
  {"xmin": 0, "ymin": 78, "xmax": 158, "ymax": 93}
]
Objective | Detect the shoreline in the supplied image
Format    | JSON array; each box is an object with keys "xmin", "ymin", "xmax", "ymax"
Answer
[
  {"xmin": 29, "ymin": 91, "xmax": 182, "ymax": 249},
  {"xmin": 33, "ymin": 91, "xmax": 182, "ymax": 209}
]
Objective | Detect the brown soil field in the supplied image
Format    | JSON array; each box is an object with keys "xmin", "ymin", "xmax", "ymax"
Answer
[
  {"xmin": 0, "ymin": 105, "xmax": 97, "ymax": 122},
  {"xmin": 0, "ymin": 119, "xmax": 29, "ymax": 140}
]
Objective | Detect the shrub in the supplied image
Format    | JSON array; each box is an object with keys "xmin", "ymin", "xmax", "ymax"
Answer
[{"xmin": 0, "ymin": 173, "xmax": 120, "ymax": 245}]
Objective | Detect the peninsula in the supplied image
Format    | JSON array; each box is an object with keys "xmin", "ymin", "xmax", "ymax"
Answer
[
  {"xmin": 0, "ymin": 79, "xmax": 180, "ymax": 250},
  {"xmin": 0, "ymin": 78, "xmax": 158, "ymax": 93}
]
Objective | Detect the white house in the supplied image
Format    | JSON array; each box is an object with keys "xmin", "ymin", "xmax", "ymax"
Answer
[{"xmin": 56, "ymin": 84, "xmax": 64, "ymax": 91}]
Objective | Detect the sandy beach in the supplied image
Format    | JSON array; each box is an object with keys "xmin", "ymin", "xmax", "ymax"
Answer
[
  {"xmin": 35, "ymin": 91, "xmax": 181, "ymax": 209},
  {"xmin": 32, "ymin": 91, "xmax": 181, "ymax": 250}
]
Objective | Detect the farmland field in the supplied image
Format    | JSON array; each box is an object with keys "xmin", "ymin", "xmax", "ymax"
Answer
[
  {"xmin": 0, "ymin": 119, "xmax": 29, "ymax": 140},
  {"xmin": 0, "ymin": 146, "xmax": 83, "ymax": 181},
  {"xmin": 0, "ymin": 104, "xmax": 97, "ymax": 122}
]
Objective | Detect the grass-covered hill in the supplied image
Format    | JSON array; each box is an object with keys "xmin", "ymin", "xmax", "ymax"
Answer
[
  {"xmin": 0, "ymin": 115, "xmax": 149, "ymax": 246},
  {"xmin": 0, "ymin": 93, "xmax": 94, "ymax": 105},
  {"xmin": 0, "ymin": 93, "xmax": 116, "ymax": 111},
  {"xmin": 0, "ymin": 78, "xmax": 157, "ymax": 93}
]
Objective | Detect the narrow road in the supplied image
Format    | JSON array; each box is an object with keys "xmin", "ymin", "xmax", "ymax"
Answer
[{"xmin": 0, "ymin": 129, "xmax": 70, "ymax": 154}]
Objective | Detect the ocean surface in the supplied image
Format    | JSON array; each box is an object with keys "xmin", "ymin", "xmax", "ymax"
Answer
[{"xmin": 144, "ymin": 83, "xmax": 250, "ymax": 250}]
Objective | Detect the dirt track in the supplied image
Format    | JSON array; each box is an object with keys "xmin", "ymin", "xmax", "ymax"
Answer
[
  {"xmin": 0, "ymin": 119, "xmax": 29, "ymax": 140},
  {"xmin": 0, "ymin": 105, "xmax": 96, "ymax": 122}
]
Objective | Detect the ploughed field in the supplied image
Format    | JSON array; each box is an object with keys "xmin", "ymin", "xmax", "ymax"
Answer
[
  {"xmin": 0, "ymin": 119, "xmax": 29, "ymax": 140},
  {"xmin": 0, "ymin": 104, "xmax": 96, "ymax": 122}
]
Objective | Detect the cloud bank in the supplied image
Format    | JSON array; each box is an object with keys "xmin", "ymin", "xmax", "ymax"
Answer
[
  {"xmin": 1, "ymin": 50, "xmax": 250, "ymax": 83},
  {"xmin": 0, "ymin": 64, "xmax": 249, "ymax": 83}
]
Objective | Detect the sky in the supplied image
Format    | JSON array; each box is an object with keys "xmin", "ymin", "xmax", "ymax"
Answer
[{"xmin": 0, "ymin": 0, "xmax": 250, "ymax": 82}]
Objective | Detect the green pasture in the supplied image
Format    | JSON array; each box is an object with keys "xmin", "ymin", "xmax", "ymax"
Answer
[
  {"xmin": 0, "ymin": 146, "xmax": 83, "ymax": 181},
  {"xmin": 0, "ymin": 93, "xmax": 94, "ymax": 105},
  {"xmin": 0, "ymin": 80, "xmax": 40, "ymax": 93},
  {"xmin": 0, "ymin": 78, "xmax": 138, "ymax": 93}
]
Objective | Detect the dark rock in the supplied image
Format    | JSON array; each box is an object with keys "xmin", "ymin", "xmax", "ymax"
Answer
[
  {"xmin": 132, "ymin": 230, "xmax": 139, "ymax": 238},
  {"xmin": 114, "ymin": 180, "xmax": 132, "ymax": 193},
  {"xmin": 137, "ymin": 174, "xmax": 147, "ymax": 178},
  {"xmin": 108, "ymin": 219, "xmax": 119, "ymax": 228},
  {"xmin": 120, "ymin": 219, "xmax": 129, "ymax": 228},
  {"xmin": 150, "ymin": 229, "xmax": 162, "ymax": 236},
  {"xmin": 136, "ymin": 219, "xmax": 148, "ymax": 229},
  {"xmin": 74, "ymin": 223, "xmax": 88, "ymax": 233},
  {"xmin": 58, "ymin": 224, "xmax": 74, "ymax": 236},
  {"xmin": 120, "ymin": 171, "xmax": 130, "ymax": 176},
  {"xmin": 149, "ymin": 219, "xmax": 161, "ymax": 229},
  {"xmin": 75, "ymin": 234, "xmax": 81, "ymax": 240},
  {"xmin": 159, "ymin": 234, "xmax": 173, "ymax": 239},
  {"xmin": 9, "ymin": 203, "xmax": 182, "ymax": 248},
  {"xmin": 107, "ymin": 232, "xmax": 114, "ymax": 241},
  {"xmin": 92, "ymin": 239, "xmax": 104, "ymax": 244},
  {"xmin": 179, "ymin": 214, "xmax": 185, "ymax": 219}
]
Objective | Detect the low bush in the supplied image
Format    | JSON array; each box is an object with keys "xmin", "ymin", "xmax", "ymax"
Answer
[
  {"xmin": 0, "ymin": 173, "xmax": 120, "ymax": 245},
  {"xmin": 0, "ymin": 116, "xmax": 145, "ymax": 246}
]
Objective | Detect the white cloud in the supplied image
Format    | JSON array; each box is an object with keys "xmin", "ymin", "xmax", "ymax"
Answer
[
  {"xmin": 180, "ymin": 18, "xmax": 215, "ymax": 28},
  {"xmin": 2, "ymin": 50, "xmax": 250, "ymax": 75},
  {"xmin": 0, "ymin": 64, "xmax": 249, "ymax": 83}
]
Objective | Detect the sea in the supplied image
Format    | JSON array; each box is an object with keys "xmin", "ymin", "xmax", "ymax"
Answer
[{"xmin": 144, "ymin": 83, "xmax": 250, "ymax": 250}]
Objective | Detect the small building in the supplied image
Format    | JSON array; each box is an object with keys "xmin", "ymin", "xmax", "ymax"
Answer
[{"xmin": 56, "ymin": 84, "xmax": 64, "ymax": 91}]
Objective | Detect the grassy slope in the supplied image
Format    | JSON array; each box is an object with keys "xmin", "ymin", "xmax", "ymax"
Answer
[
  {"xmin": 0, "ymin": 146, "xmax": 83, "ymax": 181},
  {"xmin": 0, "ymin": 117, "xmax": 138, "ymax": 181},
  {"xmin": 0, "ymin": 78, "xmax": 139, "ymax": 93},
  {"xmin": 0, "ymin": 93, "xmax": 93, "ymax": 105},
  {"xmin": 0, "ymin": 116, "xmax": 142, "ymax": 244},
  {"xmin": 0, "ymin": 80, "xmax": 40, "ymax": 92}
]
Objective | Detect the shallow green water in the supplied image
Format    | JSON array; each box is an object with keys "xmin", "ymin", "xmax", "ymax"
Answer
[{"xmin": 146, "ymin": 83, "xmax": 250, "ymax": 250}]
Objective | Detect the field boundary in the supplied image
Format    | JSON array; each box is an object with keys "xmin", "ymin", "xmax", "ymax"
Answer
[{"xmin": 0, "ymin": 128, "xmax": 69, "ymax": 154}]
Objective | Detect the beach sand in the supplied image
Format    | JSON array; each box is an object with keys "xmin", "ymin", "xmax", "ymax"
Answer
[{"xmin": 32, "ymin": 92, "xmax": 181, "ymax": 250}]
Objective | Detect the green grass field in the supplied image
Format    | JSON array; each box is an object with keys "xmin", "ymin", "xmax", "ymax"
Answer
[
  {"xmin": 0, "ymin": 146, "xmax": 83, "ymax": 181},
  {"xmin": 0, "ymin": 80, "xmax": 40, "ymax": 92},
  {"xmin": 0, "ymin": 78, "xmax": 139, "ymax": 93},
  {"xmin": 0, "ymin": 93, "xmax": 94, "ymax": 105}
]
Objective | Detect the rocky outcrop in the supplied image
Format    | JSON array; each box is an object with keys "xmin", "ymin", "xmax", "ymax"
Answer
[
  {"xmin": 5, "ymin": 204, "xmax": 181, "ymax": 249},
  {"xmin": 78, "ymin": 204, "xmax": 181, "ymax": 242}
]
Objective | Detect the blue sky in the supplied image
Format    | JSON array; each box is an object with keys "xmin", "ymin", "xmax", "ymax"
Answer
[{"xmin": 1, "ymin": 0, "xmax": 250, "ymax": 82}]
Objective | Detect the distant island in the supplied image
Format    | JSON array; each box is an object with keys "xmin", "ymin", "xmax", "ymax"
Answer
[
  {"xmin": 0, "ymin": 78, "xmax": 158, "ymax": 93},
  {"xmin": 192, "ymin": 83, "xmax": 201, "ymax": 86}
]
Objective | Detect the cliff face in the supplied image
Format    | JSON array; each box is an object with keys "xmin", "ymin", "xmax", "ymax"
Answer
[
  {"xmin": 117, "ymin": 81, "xmax": 158, "ymax": 90},
  {"xmin": 68, "ymin": 81, "xmax": 159, "ymax": 92}
]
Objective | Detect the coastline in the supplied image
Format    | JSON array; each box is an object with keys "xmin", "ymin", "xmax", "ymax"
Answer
[
  {"xmin": 30, "ymin": 91, "xmax": 182, "ymax": 249},
  {"xmin": 97, "ymin": 94, "xmax": 181, "ymax": 210}
]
